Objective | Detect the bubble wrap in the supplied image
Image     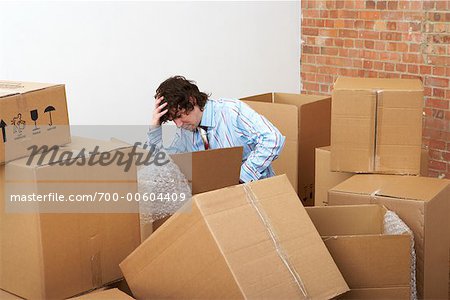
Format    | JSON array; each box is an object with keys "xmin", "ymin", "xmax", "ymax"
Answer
[
  {"xmin": 383, "ymin": 210, "xmax": 417, "ymax": 300},
  {"xmin": 137, "ymin": 154, "xmax": 192, "ymax": 225}
]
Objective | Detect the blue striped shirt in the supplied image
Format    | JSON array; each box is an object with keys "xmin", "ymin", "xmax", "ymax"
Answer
[{"xmin": 147, "ymin": 98, "xmax": 286, "ymax": 182}]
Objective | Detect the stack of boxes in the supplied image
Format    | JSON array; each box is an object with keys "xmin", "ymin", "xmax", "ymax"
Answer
[{"xmin": 314, "ymin": 77, "xmax": 449, "ymax": 299}]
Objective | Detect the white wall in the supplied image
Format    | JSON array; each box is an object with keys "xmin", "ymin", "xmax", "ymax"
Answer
[{"xmin": 0, "ymin": 1, "xmax": 300, "ymax": 125}]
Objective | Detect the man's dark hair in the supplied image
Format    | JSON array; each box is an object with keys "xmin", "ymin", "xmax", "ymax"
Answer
[{"xmin": 155, "ymin": 76, "xmax": 210, "ymax": 124}]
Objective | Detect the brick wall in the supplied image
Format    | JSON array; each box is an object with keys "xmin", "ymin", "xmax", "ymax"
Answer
[{"xmin": 300, "ymin": 0, "xmax": 450, "ymax": 178}]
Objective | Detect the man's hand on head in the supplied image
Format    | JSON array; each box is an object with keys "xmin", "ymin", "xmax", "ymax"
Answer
[{"xmin": 151, "ymin": 96, "xmax": 169, "ymax": 126}]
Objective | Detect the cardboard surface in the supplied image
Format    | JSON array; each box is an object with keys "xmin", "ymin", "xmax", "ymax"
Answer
[
  {"xmin": 121, "ymin": 175, "xmax": 349, "ymax": 299},
  {"xmin": 306, "ymin": 205, "xmax": 411, "ymax": 292},
  {"xmin": 242, "ymin": 92, "xmax": 331, "ymax": 205},
  {"xmin": 71, "ymin": 288, "xmax": 134, "ymax": 300},
  {"xmin": 140, "ymin": 147, "xmax": 243, "ymax": 241},
  {"xmin": 328, "ymin": 174, "xmax": 450, "ymax": 299},
  {"xmin": 0, "ymin": 137, "xmax": 141, "ymax": 299},
  {"xmin": 331, "ymin": 77, "xmax": 423, "ymax": 174},
  {"xmin": 0, "ymin": 80, "xmax": 71, "ymax": 164},
  {"xmin": 337, "ymin": 287, "xmax": 410, "ymax": 299},
  {"xmin": 314, "ymin": 146, "xmax": 353, "ymax": 206}
]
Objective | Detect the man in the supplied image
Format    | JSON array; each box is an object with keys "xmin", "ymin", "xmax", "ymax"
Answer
[{"xmin": 148, "ymin": 75, "xmax": 285, "ymax": 183}]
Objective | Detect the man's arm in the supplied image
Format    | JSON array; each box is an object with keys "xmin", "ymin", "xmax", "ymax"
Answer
[
  {"xmin": 235, "ymin": 102, "xmax": 286, "ymax": 182},
  {"xmin": 147, "ymin": 125, "xmax": 187, "ymax": 154}
]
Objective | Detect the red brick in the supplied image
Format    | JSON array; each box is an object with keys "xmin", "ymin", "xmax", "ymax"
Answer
[
  {"xmin": 376, "ymin": 1, "xmax": 387, "ymax": 9},
  {"xmin": 302, "ymin": 18, "xmax": 315, "ymax": 27},
  {"xmin": 336, "ymin": 1, "xmax": 344, "ymax": 9},
  {"xmin": 380, "ymin": 52, "xmax": 390, "ymax": 61},
  {"xmin": 354, "ymin": 20, "xmax": 364, "ymax": 29},
  {"xmin": 428, "ymin": 55, "xmax": 447, "ymax": 66},
  {"xmin": 409, "ymin": 43, "xmax": 420, "ymax": 53},
  {"xmin": 364, "ymin": 21, "xmax": 375, "ymax": 30},
  {"xmin": 401, "ymin": 74, "xmax": 421, "ymax": 80},
  {"xmin": 321, "ymin": 47, "xmax": 339, "ymax": 55},
  {"xmin": 319, "ymin": 28, "xmax": 338, "ymax": 37},
  {"xmin": 303, "ymin": 10, "xmax": 320, "ymax": 18},
  {"xmin": 303, "ymin": 45, "xmax": 320, "ymax": 54},
  {"xmin": 334, "ymin": 19, "xmax": 345, "ymax": 28},
  {"xmin": 388, "ymin": 1, "xmax": 398, "ymax": 10},
  {"xmin": 301, "ymin": 64, "xmax": 317, "ymax": 73},
  {"xmin": 426, "ymin": 76, "xmax": 449, "ymax": 88},
  {"xmin": 429, "ymin": 149, "xmax": 443, "ymax": 161},
  {"xmin": 303, "ymin": 27, "xmax": 319, "ymax": 36},
  {"xmin": 420, "ymin": 65, "xmax": 432, "ymax": 74},
  {"xmin": 360, "ymin": 31, "xmax": 380, "ymax": 39},
  {"xmin": 339, "ymin": 29, "xmax": 358, "ymax": 38},
  {"xmin": 380, "ymin": 32, "xmax": 402, "ymax": 41},
  {"xmin": 320, "ymin": 84, "xmax": 330, "ymax": 93},
  {"xmin": 425, "ymin": 98, "xmax": 449, "ymax": 109},
  {"xmin": 411, "ymin": 1, "xmax": 422, "ymax": 10},
  {"xmin": 403, "ymin": 53, "xmax": 421, "ymax": 63},
  {"xmin": 362, "ymin": 50, "xmax": 378, "ymax": 60},
  {"xmin": 334, "ymin": 38, "xmax": 344, "ymax": 47},
  {"xmin": 446, "ymin": 67, "xmax": 450, "ymax": 77},
  {"xmin": 398, "ymin": 1, "xmax": 410, "ymax": 9},
  {"xmin": 366, "ymin": 0, "xmax": 375, "ymax": 9},
  {"xmin": 364, "ymin": 40, "xmax": 375, "ymax": 49},
  {"xmin": 363, "ymin": 60, "xmax": 373, "ymax": 69},
  {"xmin": 355, "ymin": 40, "xmax": 364, "ymax": 48},
  {"xmin": 436, "ymin": 1, "xmax": 447, "ymax": 10},
  {"xmin": 408, "ymin": 64, "xmax": 419, "ymax": 74},
  {"xmin": 325, "ymin": 19, "xmax": 334, "ymax": 28},
  {"xmin": 330, "ymin": 10, "xmax": 339, "ymax": 18},
  {"xmin": 430, "ymin": 139, "xmax": 446, "ymax": 150},
  {"xmin": 374, "ymin": 61, "xmax": 384, "ymax": 70},
  {"xmin": 315, "ymin": 19, "xmax": 325, "ymax": 27},
  {"xmin": 381, "ymin": 11, "xmax": 403, "ymax": 20},
  {"xmin": 374, "ymin": 41, "xmax": 386, "ymax": 51},
  {"xmin": 423, "ymin": 0, "xmax": 435, "ymax": 10},
  {"xmin": 424, "ymin": 87, "xmax": 433, "ymax": 96},
  {"xmin": 339, "ymin": 10, "xmax": 358, "ymax": 19},
  {"xmin": 433, "ymin": 88, "xmax": 445, "ymax": 97},
  {"xmin": 360, "ymin": 11, "xmax": 380, "ymax": 20},
  {"xmin": 397, "ymin": 22, "xmax": 410, "ymax": 32},
  {"xmin": 386, "ymin": 21, "xmax": 397, "ymax": 30},
  {"xmin": 429, "ymin": 160, "xmax": 447, "ymax": 171},
  {"xmin": 301, "ymin": 53, "xmax": 316, "ymax": 64},
  {"xmin": 404, "ymin": 12, "xmax": 423, "ymax": 21},
  {"xmin": 303, "ymin": 81, "xmax": 320, "ymax": 92},
  {"xmin": 344, "ymin": 39, "xmax": 354, "ymax": 48},
  {"xmin": 385, "ymin": 62, "xmax": 395, "ymax": 71}
]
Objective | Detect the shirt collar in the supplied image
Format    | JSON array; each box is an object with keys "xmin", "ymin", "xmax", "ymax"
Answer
[{"xmin": 199, "ymin": 100, "xmax": 215, "ymax": 128}]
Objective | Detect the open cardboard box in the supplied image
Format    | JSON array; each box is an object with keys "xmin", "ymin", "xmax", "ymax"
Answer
[
  {"xmin": 328, "ymin": 174, "xmax": 449, "ymax": 299},
  {"xmin": 140, "ymin": 146, "xmax": 243, "ymax": 240},
  {"xmin": 241, "ymin": 93, "xmax": 331, "ymax": 206},
  {"xmin": 306, "ymin": 204, "xmax": 411, "ymax": 298},
  {"xmin": 120, "ymin": 175, "xmax": 349, "ymax": 299}
]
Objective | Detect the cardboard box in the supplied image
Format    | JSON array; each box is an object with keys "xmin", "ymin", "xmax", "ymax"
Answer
[
  {"xmin": 337, "ymin": 287, "xmax": 410, "ymax": 299},
  {"xmin": 314, "ymin": 147, "xmax": 430, "ymax": 206},
  {"xmin": 328, "ymin": 174, "xmax": 449, "ymax": 299},
  {"xmin": 0, "ymin": 289, "xmax": 23, "ymax": 300},
  {"xmin": 1, "ymin": 137, "xmax": 141, "ymax": 299},
  {"xmin": 120, "ymin": 175, "xmax": 349, "ymax": 299},
  {"xmin": 242, "ymin": 93, "xmax": 331, "ymax": 205},
  {"xmin": 0, "ymin": 80, "xmax": 71, "ymax": 164},
  {"xmin": 314, "ymin": 146, "xmax": 353, "ymax": 206},
  {"xmin": 71, "ymin": 288, "xmax": 134, "ymax": 300},
  {"xmin": 331, "ymin": 77, "xmax": 423, "ymax": 174},
  {"xmin": 306, "ymin": 205, "xmax": 411, "ymax": 297},
  {"xmin": 141, "ymin": 147, "xmax": 243, "ymax": 240}
]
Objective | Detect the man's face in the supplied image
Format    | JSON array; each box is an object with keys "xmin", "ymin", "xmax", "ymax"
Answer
[{"xmin": 171, "ymin": 105, "xmax": 203, "ymax": 132}]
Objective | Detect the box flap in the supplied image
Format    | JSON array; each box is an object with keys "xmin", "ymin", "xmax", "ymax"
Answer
[
  {"xmin": 306, "ymin": 205, "xmax": 386, "ymax": 235},
  {"xmin": 196, "ymin": 175, "xmax": 349, "ymax": 299},
  {"xmin": 0, "ymin": 81, "xmax": 61, "ymax": 98},
  {"xmin": 274, "ymin": 92, "xmax": 330, "ymax": 107},
  {"xmin": 334, "ymin": 77, "xmax": 423, "ymax": 91},
  {"xmin": 240, "ymin": 93, "xmax": 273, "ymax": 103},
  {"xmin": 330, "ymin": 174, "xmax": 450, "ymax": 202}
]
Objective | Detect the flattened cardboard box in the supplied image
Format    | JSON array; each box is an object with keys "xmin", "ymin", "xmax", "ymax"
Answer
[
  {"xmin": 120, "ymin": 175, "xmax": 349, "ymax": 299},
  {"xmin": 306, "ymin": 205, "xmax": 411, "ymax": 298},
  {"xmin": 0, "ymin": 137, "xmax": 141, "ymax": 299},
  {"xmin": 242, "ymin": 93, "xmax": 331, "ymax": 206},
  {"xmin": 328, "ymin": 174, "xmax": 449, "ymax": 299},
  {"xmin": 141, "ymin": 147, "xmax": 243, "ymax": 240},
  {"xmin": 331, "ymin": 77, "xmax": 423, "ymax": 174},
  {"xmin": 0, "ymin": 80, "xmax": 71, "ymax": 164},
  {"xmin": 314, "ymin": 147, "xmax": 429, "ymax": 206}
]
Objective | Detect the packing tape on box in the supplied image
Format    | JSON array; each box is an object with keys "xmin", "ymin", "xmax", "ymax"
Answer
[{"xmin": 243, "ymin": 183, "xmax": 309, "ymax": 298}]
